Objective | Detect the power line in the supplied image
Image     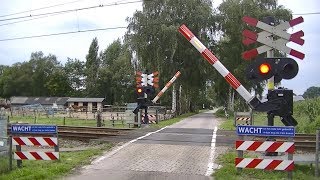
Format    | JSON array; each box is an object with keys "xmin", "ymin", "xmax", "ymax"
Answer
[
  {"xmin": 0, "ymin": 0, "xmax": 86, "ymax": 18},
  {"xmin": 0, "ymin": 0, "xmax": 143, "ymax": 22},
  {"xmin": 0, "ymin": 12, "xmax": 70, "ymax": 27},
  {"xmin": 293, "ymin": 12, "xmax": 320, "ymax": 16},
  {"xmin": 0, "ymin": 26, "xmax": 128, "ymax": 42}
]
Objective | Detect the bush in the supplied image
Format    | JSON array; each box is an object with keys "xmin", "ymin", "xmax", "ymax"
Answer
[{"xmin": 293, "ymin": 97, "xmax": 320, "ymax": 133}]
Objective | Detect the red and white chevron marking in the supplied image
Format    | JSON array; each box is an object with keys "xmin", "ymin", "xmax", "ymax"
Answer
[
  {"xmin": 142, "ymin": 114, "xmax": 157, "ymax": 124},
  {"xmin": 235, "ymin": 158, "xmax": 294, "ymax": 171},
  {"xmin": 152, "ymin": 71, "xmax": 181, "ymax": 103},
  {"xmin": 178, "ymin": 25, "xmax": 253, "ymax": 103},
  {"xmin": 12, "ymin": 137, "xmax": 58, "ymax": 146},
  {"xmin": 14, "ymin": 151, "xmax": 59, "ymax": 160},
  {"xmin": 236, "ymin": 140, "xmax": 294, "ymax": 153}
]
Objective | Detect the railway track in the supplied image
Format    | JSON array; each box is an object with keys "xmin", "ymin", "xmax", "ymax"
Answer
[
  {"xmin": 7, "ymin": 125, "xmax": 134, "ymax": 140},
  {"xmin": 6, "ymin": 126, "xmax": 319, "ymax": 151}
]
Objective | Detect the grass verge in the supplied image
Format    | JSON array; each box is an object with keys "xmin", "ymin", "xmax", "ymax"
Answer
[
  {"xmin": 219, "ymin": 112, "xmax": 292, "ymax": 131},
  {"xmin": 150, "ymin": 112, "xmax": 197, "ymax": 128},
  {"xmin": 0, "ymin": 143, "xmax": 113, "ymax": 180},
  {"xmin": 213, "ymin": 151, "xmax": 315, "ymax": 180}
]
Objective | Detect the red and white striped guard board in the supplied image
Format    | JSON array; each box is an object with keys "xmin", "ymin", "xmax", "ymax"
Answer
[
  {"xmin": 235, "ymin": 158, "xmax": 294, "ymax": 171},
  {"xmin": 14, "ymin": 151, "xmax": 59, "ymax": 160},
  {"xmin": 13, "ymin": 137, "xmax": 58, "ymax": 146},
  {"xmin": 236, "ymin": 140, "xmax": 294, "ymax": 153}
]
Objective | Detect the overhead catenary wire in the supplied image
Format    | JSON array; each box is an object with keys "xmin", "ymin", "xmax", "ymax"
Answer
[
  {"xmin": 0, "ymin": 0, "xmax": 86, "ymax": 18},
  {"xmin": 0, "ymin": 21, "xmax": 169, "ymax": 42},
  {"xmin": 0, "ymin": 26, "xmax": 128, "ymax": 42},
  {"xmin": 0, "ymin": 0, "xmax": 143, "ymax": 22}
]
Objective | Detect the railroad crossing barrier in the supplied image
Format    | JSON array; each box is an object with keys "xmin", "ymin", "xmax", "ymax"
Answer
[
  {"xmin": 236, "ymin": 125, "xmax": 295, "ymax": 179},
  {"xmin": 9, "ymin": 124, "xmax": 59, "ymax": 169},
  {"xmin": 234, "ymin": 111, "xmax": 253, "ymax": 126},
  {"xmin": 316, "ymin": 129, "xmax": 320, "ymax": 177}
]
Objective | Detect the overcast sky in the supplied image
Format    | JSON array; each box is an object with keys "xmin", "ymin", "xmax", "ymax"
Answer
[{"xmin": 0, "ymin": 0, "xmax": 319, "ymax": 95}]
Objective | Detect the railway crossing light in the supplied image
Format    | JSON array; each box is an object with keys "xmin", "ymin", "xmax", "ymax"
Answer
[{"xmin": 246, "ymin": 57, "xmax": 298, "ymax": 83}]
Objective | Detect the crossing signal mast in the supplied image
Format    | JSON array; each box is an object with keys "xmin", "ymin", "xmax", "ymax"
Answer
[
  {"xmin": 178, "ymin": 16, "xmax": 304, "ymax": 127},
  {"xmin": 133, "ymin": 70, "xmax": 158, "ymax": 123}
]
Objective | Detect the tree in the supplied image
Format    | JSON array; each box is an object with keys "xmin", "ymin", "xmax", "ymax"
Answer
[
  {"xmin": 0, "ymin": 62, "xmax": 33, "ymax": 98},
  {"xmin": 98, "ymin": 40, "xmax": 135, "ymax": 105},
  {"xmin": 64, "ymin": 58, "xmax": 85, "ymax": 96},
  {"xmin": 85, "ymin": 37, "xmax": 100, "ymax": 97},
  {"xmin": 45, "ymin": 69, "xmax": 72, "ymax": 96},
  {"xmin": 214, "ymin": 0, "xmax": 292, "ymax": 110},
  {"xmin": 29, "ymin": 51, "xmax": 61, "ymax": 96},
  {"xmin": 303, "ymin": 86, "xmax": 320, "ymax": 99},
  {"xmin": 126, "ymin": 0, "xmax": 215, "ymax": 112}
]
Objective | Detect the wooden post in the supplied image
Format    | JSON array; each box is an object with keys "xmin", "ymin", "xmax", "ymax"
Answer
[
  {"xmin": 9, "ymin": 136, "xmax": 12, "ymax": 171},
  {"xmin": 156, "ymin": 109, "xmax": 159, "ymax": 124},
  {"xmin": 316, "ymin": 129, "xmax": 319, "ymax": 177},
  {"xmin": 16, "ymin": 145, "xmax": 22, "ymax": 168}
]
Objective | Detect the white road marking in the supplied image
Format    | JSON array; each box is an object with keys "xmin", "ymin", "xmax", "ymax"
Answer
[
  {"xmin": 205, "ymin": 126, "xmax": 218, "ymax": 176},
  {"xmin": 92, "ymin": 126, "xmax": 167, "ymax": 164}
]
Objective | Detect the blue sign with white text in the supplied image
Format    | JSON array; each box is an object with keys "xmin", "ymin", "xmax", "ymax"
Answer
[
  {"xmin": 11, "ymin": 124, "xmax": 57, "ymax": 134},
  {"xmin": 237, "ymin": 125, "xmax": 295, "ymax": 137}
]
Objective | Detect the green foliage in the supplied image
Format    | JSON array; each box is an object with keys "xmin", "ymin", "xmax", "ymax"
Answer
[
  {"xmin": 85, "ymin": 37, "xmax": 100, "ymax": 97},
  {"xmin": 126, "ymin": 0, "xmax": 215, "ymax": 112},
  {"xmin": 219, "ymin": 98, "xmax": 320, "ymax": 133},
  {"xmin": 294, "ymin": 97, "xmax": 320, "ymax": 133},
  {"xmin": 303, "ymin": 86, "xmax": 320, "ymax": 99},
  {"xmin": 98, "ymin": 40, "xmax": 135, "ymax": 105},
  {"xmin": 213, "ymin": 0, "xmax": 292, "ymax": 107}
]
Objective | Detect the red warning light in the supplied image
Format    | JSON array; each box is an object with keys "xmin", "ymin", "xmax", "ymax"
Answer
[{"xmin": 259, "ymin": 63, "xmax": 271, "ymax": 74}]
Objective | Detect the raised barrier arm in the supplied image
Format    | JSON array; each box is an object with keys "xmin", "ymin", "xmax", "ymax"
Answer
[
  {"xmin": 178, "ymin": 24, "xmax": 263, "ymax": 109},
  {"xmin": 152, "ymin": 71, "xmax": 181, "ymax": 103}
]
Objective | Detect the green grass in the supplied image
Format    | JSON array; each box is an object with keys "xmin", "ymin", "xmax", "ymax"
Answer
[
  {"xmin": 213, "ymin": 151, "xmax": 316, "ymax": 180},
  {"xmin": 218, "ymin": 97, "xmax": 320, "ymax": 133},
  {"xmin": 150, "ymin": 112, "xmax": 197, "ymax": 128},
  {"xmin": 0, "ymin": 143, "xmax": 113, "ymax": 180},
  {"xmin": 219, "ymin": 112, "xmax": 284, "ymax": 131}
]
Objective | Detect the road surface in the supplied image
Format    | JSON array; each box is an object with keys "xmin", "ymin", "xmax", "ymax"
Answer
[{"xmin": 66, "ymin": 110, "xmax": 225, "ymax": 180}]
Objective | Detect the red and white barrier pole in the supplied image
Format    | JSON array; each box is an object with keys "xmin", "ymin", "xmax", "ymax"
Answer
[
  {"xmin": 152, "ymin": 71, "xmax": 181, "ymax": 103},
  {"xmin": 178, "ymin": 25, "xmax": 254, "ymax": 103}
]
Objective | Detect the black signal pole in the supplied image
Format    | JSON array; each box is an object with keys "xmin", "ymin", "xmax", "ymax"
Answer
[{"xmin": 264, "ymin": 16, "xmax": 278, "ymax": 156}]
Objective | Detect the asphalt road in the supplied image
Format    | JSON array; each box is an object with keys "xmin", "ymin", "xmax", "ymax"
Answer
[{"xmin": 65, "ymin": 110, "xmax": 224, "ymax": 180}]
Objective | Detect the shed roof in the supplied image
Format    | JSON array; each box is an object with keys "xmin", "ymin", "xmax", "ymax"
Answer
[
  {"xmin": 10, "ymin": 97, "xmax": 28, "ymax": 104},
  {"xmin": 67, "ymin": 98, "xmax": 105, "ymax": 103},
  {"xmin": 11, "ymin": 97, "xmax": 69, "ymax": 105}
]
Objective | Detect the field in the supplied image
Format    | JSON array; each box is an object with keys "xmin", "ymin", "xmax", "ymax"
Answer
[{"xmin": 218, "ymin": 97, "xmax": 320, "ymax": 133}]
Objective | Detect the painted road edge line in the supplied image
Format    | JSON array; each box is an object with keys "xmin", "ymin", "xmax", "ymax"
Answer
[
  {"xmin": 92, "ymin": 126, "xmax": 168, "ymax": 164},
  {"xmin": 205, "ymin": 126, "xmax": 218, "ymax": 176}
]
